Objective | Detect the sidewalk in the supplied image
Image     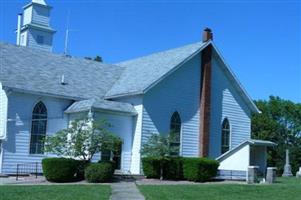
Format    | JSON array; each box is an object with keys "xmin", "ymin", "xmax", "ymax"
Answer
[{"xmin": 110, "ymin": 181, "xmax": 145, "ymax": 200}]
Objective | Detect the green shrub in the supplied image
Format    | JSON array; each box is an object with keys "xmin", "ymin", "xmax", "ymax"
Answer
[
  {"xmin": 183, "ymin": 157, "xmax": 219, "ymax": 182},
  {"xmin": 98, "ymin": 160, "xmax": 116, "ymax": 174},
  {"xmin": 142, "ymin": 157, "xmax": 183, "ymax": 180},
  {"xmin": 74, "ymin": 160, "xmax": 90, "ymax": 181},
  {"xmin": 42, "ymin": 157, "xmax": 78, "ymax": 182},
  {"xmin": 163, "ymin": 157, "xmax": 183, "ymax": 180},
  {"xmin": 85, "ymin": 163, "xmax": 113, "ymax": 183},
  {"xmin": 142, "ymin": 157, "xmax": 161, "ymax": 178}
]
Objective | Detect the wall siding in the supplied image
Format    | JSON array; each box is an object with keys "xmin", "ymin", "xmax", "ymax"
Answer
[
  {"xmin": 0, "ymin": 83, "xmax": 8, "ymax": 172},
  {"xmin": 23, "ymin": 6, "xmax": 32, "ymax": 26},
  {"xmin": 142, "ymin": 54, "xmax": 201, "ymax": 157},
  {"xmin": 93, "ymin": 112, "xmax": 133, "ymax": 173},
  {"xmin": 31, "ymin": 6, "xmax": 50, "ymax": 26},
  {"xmin": 26, "ymin": 29, "xmax": 53, "ymax": 51},
  {"xmin": 112, "ymin": 96, "xmax": 143, "ymax": 174},
  {"xmin": 1, "ymin": 92, "xmax": 72, "ymax": 174},
  {"xmin": 209, "ymin": 53, "xmax": 251, "ymax": 158},
  {"xmin": 218, "ymin": 144, "xmax": 250, "ymax": 171},
  {"xmin": 0, "ymin": 83, "xmax": 8, "ymax": 140}
]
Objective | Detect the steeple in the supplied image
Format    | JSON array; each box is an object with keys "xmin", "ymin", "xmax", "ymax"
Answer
[{"xmin": 16, "ymin": 0, "xmax": 56, "ymax": 52}]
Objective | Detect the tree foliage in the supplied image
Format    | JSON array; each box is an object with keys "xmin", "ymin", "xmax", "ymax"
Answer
[
  {"xmin": 252, "ymin": 96, "xmax": 301, "ymax": 174},
  {"xmin": 141, "ymin": 133, "xmax": 179, "ymax": 159},
  {"xmin": 45, "ymin": 118, "xmax": 121, "ymax": 161},
  {"xmin": 141, "ymin": 133, "xmax": 179, "ymax": 180},
  {"xmin": 94, "ymin": 55, "xmax": 103, "ymax": 62}
]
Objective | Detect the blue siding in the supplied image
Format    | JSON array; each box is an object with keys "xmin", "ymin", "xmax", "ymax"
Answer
[
  {"xmin": 1, "ymin": 92, "xmax": 72, "ymax": 174},
  {"xmin": 94, "ymin": 112, "xmax": 133, "ymax": 173},
  {"xmin": 111, "ymin": 96, "xmax": 144, "ymax": 174},
  {"xmin": 209, "ymin": 53, "xmax": 251, "ymax": 158},
  {"xmin": 32, "ymin": 6, "xmax": 50, "ymax": 26},
  {"xmin": 142, "ymin": 54, "xmax": 201, "ymax": 157},
  {"xmin": 27, "ymin": 29, "xmax": 53, "ymax": 52}
]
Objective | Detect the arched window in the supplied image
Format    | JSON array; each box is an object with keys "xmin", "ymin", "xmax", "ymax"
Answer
[
  {"xmin": 221, "ymin": 118, "xmax": 230, "ymax": 154},
  {"xmin": 169, "ymin": 111, "xmax": 181, "ymax": 156},
  {"xmin": 30, "ymin": 101, "xmax": 47, "ymax": 154}
]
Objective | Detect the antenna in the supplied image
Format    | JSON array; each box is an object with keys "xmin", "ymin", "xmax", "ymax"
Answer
[
  {"xmin": 64, "ymin": 11, "xmax": 78, "ymax": 55},
  {"xmin": 64, "ymin": 10, "xmax": 71, "ymax": 55}
]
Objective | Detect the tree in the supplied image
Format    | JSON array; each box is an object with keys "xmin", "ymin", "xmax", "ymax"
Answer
[
  {"xmin": 45, "ymin": 118, "xmax": 121, "ymax": 162},
  {"xmin": 94, "ymin": 55, "xmax": 103, "ymax": 62},
  {"xmin": 141, "ymin": 133, "xmax": 179, "ymax": 180},
  {"xmin": 252, "ymin": 96, "xmax": 301, "ymax": 174}
]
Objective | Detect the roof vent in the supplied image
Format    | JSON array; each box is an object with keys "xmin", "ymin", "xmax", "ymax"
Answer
[
  {"xmin": 202, "ymin": 27, "xmax": 213, "ymax": 42},
  {"xmin": 61, "ymin": 74, "xmax": 67, "ymax": 85}
]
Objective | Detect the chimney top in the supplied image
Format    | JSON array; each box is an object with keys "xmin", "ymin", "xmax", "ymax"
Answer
[{"xmin": 202, "ymin": 27, "xmax": 213, "ymax": 42}]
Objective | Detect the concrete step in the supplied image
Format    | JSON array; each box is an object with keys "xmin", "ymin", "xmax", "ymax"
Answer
[{"xmin": 0, "ymin": 173, "xmax": 9, "ymax": 178}]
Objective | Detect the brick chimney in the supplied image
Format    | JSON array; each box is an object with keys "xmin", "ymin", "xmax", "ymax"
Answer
[
  {"xmin": 202, "ymin": 27, "xmax": 213, "ymax": 42},
  {"xmin": 199, "ymin": 28, "xmax": 213, "ymax": 157}
]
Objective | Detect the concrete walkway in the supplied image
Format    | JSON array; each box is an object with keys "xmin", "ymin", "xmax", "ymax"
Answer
[{"xmin": 110, "ymin": 182, "xmax": 145, "ymax": 200}]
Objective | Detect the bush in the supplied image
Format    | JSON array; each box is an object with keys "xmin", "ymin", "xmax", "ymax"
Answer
[
  {"xmin": 163, "ymin": 157, "xmax": 183, "ymax": 180},
  {"xmin": 142, "ymin": 157, "xmax": 161, "ymax": 178},
  {"xmin": 74, "ymin": 160, "xmax": 90, "ymax": 181},
  {"xmin": 98, "ymin": 160, "xmax": 116, "ymax": 174},
  {"xmin": 183, "ymin": 157, "xmax": 219, "ymax": 182},
  {"xmin": 85, "ymin": 163, "xmax": 113, "ymax": 183},
  {"xmin": 42, "ymin": 157, "xmax": 78, "ymax": 182},
  {"xmin": 142, "ymin": 157, "xmax": 183, "ymax": 180}
]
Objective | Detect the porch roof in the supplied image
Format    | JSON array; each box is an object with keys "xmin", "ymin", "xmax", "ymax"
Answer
[
  {"xmin": 248, "ymin": 139, "xmax": 276, "ymax": 147},
  {"xmin": 216, "ymin": 139, "xmax": 276, "ymax": 162},
  {"xmin": 64, "ymin": 98, "xmax": 137, "ymax": 116}
]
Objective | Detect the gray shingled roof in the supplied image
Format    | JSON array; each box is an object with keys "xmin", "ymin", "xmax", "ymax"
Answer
[
  {"xmin": 65, "ymin": 98, "xmax": 137, "ymax": 115},
  {"xmin": 105, "ymin": 42, "xmax": 207, "ymax": 98},
  {"xmin": 0, "ymin": 42, "xmax": 136, "ymax": 114},
  {"xmin": 0, "ymin": 42, "xmax": 124, "ymax": 100},
  {"xmin": 0, "ymin": 40, "xmax": 259, "ymax": 114}
]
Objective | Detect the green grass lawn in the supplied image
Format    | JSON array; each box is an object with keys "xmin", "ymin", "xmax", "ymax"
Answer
[
  {"xmin": 138, "ymin": 177, "xmax": 301, "ymax": 200},
  {"xmin": 0, "ymin": 185, "xmax": 110, "ymax": 200}
]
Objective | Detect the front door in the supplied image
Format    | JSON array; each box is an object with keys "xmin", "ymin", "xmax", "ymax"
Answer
[{"xmin": 113, "ymin": 143, "xmax": 122, "ymax": 170}]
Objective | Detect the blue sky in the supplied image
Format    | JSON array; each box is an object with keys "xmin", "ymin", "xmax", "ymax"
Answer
[{"xmin": 1, "ymin": 0, "xmax": 300, "ymax": 102}]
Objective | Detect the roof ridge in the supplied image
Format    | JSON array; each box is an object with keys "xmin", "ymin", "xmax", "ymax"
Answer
[
  {"xmin": 0, "ymin": 41, "xmax": 120, "ymax": 68},
  {"xmin": 115, "ymin": 41, "xmax": 203, "ymax": 66}
]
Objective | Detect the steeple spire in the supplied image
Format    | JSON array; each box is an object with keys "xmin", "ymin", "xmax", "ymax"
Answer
[{"xmin": 16, "ymin": 0, "xmax": 56, "ymax": 51}]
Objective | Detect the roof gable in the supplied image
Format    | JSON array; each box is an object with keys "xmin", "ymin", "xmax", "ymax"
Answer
[
  {"xmin": 105, "ymin": 42, "xmax": 208, "ymax": 98},
  {"xmin": 105, "ymin": 41, "xmax": 259, "ymax": 113},
  {"xmin": 211, "ymin": 43, "xmax": 260, "ymax": 113}
]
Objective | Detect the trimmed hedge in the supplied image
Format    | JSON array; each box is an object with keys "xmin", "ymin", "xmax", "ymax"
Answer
[
  {"xmin": 42, "ymin": 158, "xmax": 78, "ymax": 182},
  {"xmin": 74, "ymin": 160, "xmax": 90, "ymax": 181},
  {"xmin": 163, "ymin": 157, "xmax": 183, "ymax": 180},
  {"xmin": 142, "ymin": 157, "xmax": 183, "ymax": 180},
  {"xmin": 142, "ymin": 157, "xmax": 219, "ymax": 182},
  {"xmin": 183, "ymin": 157, "xmax": 219, "ymax": 182},
  {"xmin": 85, "ymin": 163, "xmax": 113, "ymax": 183},
  {"xmin": 142, "ymin": 157, "xmax": 161, "ymax": 179},
  {"xmin": 98, "ymin": 160, "xmax": 116, "ymax": 174}
]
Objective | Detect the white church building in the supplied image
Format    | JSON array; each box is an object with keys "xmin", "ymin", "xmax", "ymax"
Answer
[{"xmin": 0, "ymin": 0, "xmax": 275, "ymax": 176}]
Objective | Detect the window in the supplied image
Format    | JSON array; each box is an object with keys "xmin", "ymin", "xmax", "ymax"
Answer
[
  {"xmin": 169, "ymin": 111, "xmax": 181, "ymax": 156},
  {"xmin": 37, "ymin": 35, "xmax": 44, "ymax": 44},
  {"xmin": 30, "ymin": 102, "xmax": 47, "ymax": 154},
  {"xmin": 221, "ymin": 118, "xmax": 230, "ymax": 154}
]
